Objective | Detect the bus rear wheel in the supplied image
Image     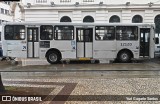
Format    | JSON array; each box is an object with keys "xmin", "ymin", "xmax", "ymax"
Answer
[
  {"xmin": 46, "ymin": 51, "xmax": 60, "ymax": 64},
  {"xmin": 118, "ymin": 51, "xmax": 131, "ymax": 63}
]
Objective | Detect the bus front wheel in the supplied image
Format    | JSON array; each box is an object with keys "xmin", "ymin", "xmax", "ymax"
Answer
[
  {"xmin": 46, "ymin": 51, "xmax": 60, "ymax": 64},
  {"xmin": 118, "ymin": 51, "xmax": 131, "ymax": 63}
]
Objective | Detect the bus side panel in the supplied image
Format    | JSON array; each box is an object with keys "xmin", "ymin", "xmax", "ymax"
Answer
[
  {"xmin": 93, "ymin": 41, "xmax": 117, "ymax": 59},
  {"xmin": 116, "ymin": 41, "xmax": 139, "ymax": 58},
  {"xmin": 150, "ymin": 27, "xmax": 155, "ymax": 58},
  {"xmin": 6, "ymin": 41, "xmax": 27, "ymax": 58},
  {"xmin": 39, "ymin": 48, "xmax": 45, "ymax": 59},
  {"xmin": 49, "ymin": 40, "xmax": 76, "ymax": 59}
]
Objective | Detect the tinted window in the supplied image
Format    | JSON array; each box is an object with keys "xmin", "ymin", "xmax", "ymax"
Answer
[
  {"xmin": 95, "ymin": 26, "xmax": 115, "ymax": 40},
  {"xmin": 5, "ymin": 25, "xmax": 25, "ymax": 40},
  {"xmin": 54, "ymin": 26, "xmax": 74, "ymax": 40},
  {"xmin": 40, "ymin": 25, "xmax": 53, "ymax": 40},
  {"xmin": 116, "ymin": 26, "xmax": 138, "ymax": 40},
  {"xmin": 77, "ymin": 28, "xmax": 93, "ymax": 42}
]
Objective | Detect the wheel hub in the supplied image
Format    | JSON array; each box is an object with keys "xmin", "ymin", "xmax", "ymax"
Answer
[
  {"xmin": 49, "ymin": 53, "xmax": 57, "ymax": 62},
  {"xmin": 122, "ymin": 53, "xmax": 128, "ymax": 60}
]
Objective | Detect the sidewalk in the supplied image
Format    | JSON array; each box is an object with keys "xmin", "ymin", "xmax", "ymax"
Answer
[
  {"xmin": 15, "ymin": 57, "xmax": 160, "ymax": 66},
  {"xmin": 2, "ymin": 78, "xmax": 160, "ymax": 104},
  {"xmin": 16, "ymin": 58, "xmax": 50, "ymax": 66}
]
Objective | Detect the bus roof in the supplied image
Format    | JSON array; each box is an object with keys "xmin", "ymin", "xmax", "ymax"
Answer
[{"xmin": 2, "ymin": 22, "xmax": 155, "ymax": 27}]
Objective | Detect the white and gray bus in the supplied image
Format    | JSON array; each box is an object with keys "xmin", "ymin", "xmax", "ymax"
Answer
[{"xmin": 1, "ymin": 22, "xmax": 155, "ymax": 64}]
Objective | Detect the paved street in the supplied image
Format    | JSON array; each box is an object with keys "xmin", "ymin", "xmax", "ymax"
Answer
[{"xmin": 0, "ymin": 59, "xmax": 160, "ymax": 104}]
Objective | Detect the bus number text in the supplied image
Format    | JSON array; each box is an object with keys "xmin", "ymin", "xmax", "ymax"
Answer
[{"xmin": 121, "ymin": 43, "xmax": 132, "ymax": 46}]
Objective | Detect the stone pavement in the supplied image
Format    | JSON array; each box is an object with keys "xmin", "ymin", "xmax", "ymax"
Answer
[
  {"xmin": 1, "ymin": 58, "xmax": 160, "ymax": 104},
  {"xmin": 2, "ymin": 78, "xmax": 160, "ymax": 104}
]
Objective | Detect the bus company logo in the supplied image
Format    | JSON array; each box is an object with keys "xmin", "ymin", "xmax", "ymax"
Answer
[
  {"xmin": 2, "ymin": 96, "xmax": 11, "ymax": 101},
  {"xmin": 23, "ymin": 46, "xmax": 26, "ymax": 50}
]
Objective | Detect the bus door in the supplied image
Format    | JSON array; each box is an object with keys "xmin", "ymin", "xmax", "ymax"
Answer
[
  {"xmin": 140, "ymin": 28, "xmax": 150, "ymax": 57},
  {"xmin": 27, "ymin": 28, "xmax": 39, "ymax": 58},
  {"xmin": 76, "ymin": 28, "xmax": 93, "ymax": 58}
]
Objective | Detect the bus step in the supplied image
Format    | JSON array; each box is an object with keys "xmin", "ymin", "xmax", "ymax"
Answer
[
  {"xmin": 99, "ymin": 59, "xmax": 113, "ymax": 64},
  {"xmin": 20, "ymin": 58, "xmax": 49, "ymax": 66}
]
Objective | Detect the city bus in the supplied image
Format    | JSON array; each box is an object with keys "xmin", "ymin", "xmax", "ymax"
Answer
[{"xmin": 1, "ymin": 22, "xmax": 155, "ymax": 64}]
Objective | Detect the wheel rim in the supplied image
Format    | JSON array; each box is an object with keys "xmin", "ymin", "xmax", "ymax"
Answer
[
  {"xmin": 49, "ymin": 53, "xmax": 57, "ymax": 62},
  {"xmin": 121, "ymin": 53, "xmax": 128, "ymax": 61}
]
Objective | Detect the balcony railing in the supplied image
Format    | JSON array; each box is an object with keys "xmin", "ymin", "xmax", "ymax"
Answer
[
  {"xmin": 83, "ymin": 0, "xmax": 94, "ymax": 2},
  {"xmin": 35, "ymin": 0, "xmax": 47, "ymax": 3},
  {"xmin": 34, "ymin": 0, "xmax": 99, "ymax": 4},
  {"xmin": 31, "ymin": 0, "xmax": 107, "ymax": 5},
  {"xmin": 60, "ymin": 0, "xmax": 71, "ymax": 3}
]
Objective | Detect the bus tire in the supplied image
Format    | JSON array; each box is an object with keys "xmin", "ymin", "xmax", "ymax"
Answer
[
  {"xmin": 118, "ymin": 51, "xmax": 131, "ymax": 63},
  {"xmin": 46, "ymin": 51, "xmax": 60, "ymax": 64}
]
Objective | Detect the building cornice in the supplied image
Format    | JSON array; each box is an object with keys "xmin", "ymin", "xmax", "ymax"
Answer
[{"xmin": 23, "ymin": 4, "xmax": 160, "ymax": 11}]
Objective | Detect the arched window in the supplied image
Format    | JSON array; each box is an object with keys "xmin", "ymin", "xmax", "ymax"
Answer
[
  {"xmin": 60, "ymin": 16, "xmax": 72, "ymax": 22},
  {"xmin": 83, "ymin": 16, "xmax": 94, "ymax": 23},
  {"xmin": 109, "ymin": 15, "xmax": 120, "ymax": 23},
  {"xmin": 132, "ymin": 15, "xmax": 143, "ymax": 23},
  {"xmin": 155, "ymin": 15, "xmax": 160, "ymax": 34}
]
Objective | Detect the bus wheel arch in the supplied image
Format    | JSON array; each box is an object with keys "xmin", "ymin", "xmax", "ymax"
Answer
[
  {"xmin": 45, "ymin": 48, "xmax": 62, "ymax": 64},
  {"xmin": 117, "ymin": 49, "xmax": 133, "ymax": 63}
]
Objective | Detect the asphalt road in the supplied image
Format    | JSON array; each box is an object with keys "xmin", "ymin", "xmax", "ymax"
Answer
[
  {"xmin": 0, "ymin": 59, "xmax": 160, "ymax": 78},
  {"xmin": 1, "ymin": 59, "xmax": 160, "ymax": 104}
]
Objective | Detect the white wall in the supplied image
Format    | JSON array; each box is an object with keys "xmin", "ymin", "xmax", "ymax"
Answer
[
  {"xmin": 0, "ymin": 2, "xmax": 13, "ymax": 33},
  {"xmin": 22, "ymin": 0, "xmax": 160, "ymax": 5},
  {"xmin": 23, "ymin": 9, "xmax": 159, "ymax": 23},
  {"xmin": 20, "ymin": 0, "xmax": 160, "ymax": 23},
  {"xmin": 0, "ymin": 3, "xmax": 12, "ymax": 21},
  {"xmin": 14, "ymin": 4, "xmax": 22, "ymax": 22}
]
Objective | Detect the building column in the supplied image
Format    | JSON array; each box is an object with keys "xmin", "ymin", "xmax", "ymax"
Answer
[
  {"xmin": 122, "ymin": 10, "xmax": 131, "ymax": 23},
  {"xmin": 144, "ymin": 10, "xmax": 154, "ymax": 23},
  {"xmin": 51, "ymin": 11, "xmax": 59, "ymax": 23},
  {"xmin": 73, "ymin": 11, "xmax": 82, "ymax": 23},
  {"xmin": 96, "ymin": 10, "xmax": 108, "ymax": 23}
]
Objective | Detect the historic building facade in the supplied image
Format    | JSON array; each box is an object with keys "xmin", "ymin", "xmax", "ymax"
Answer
[
  {"xmin": 0, "ymin": 1, "xmax": 13, "ymax": 36},
  {"xmin": 21, "ymin": 0, "xmax": 160, "ymax": 35}
]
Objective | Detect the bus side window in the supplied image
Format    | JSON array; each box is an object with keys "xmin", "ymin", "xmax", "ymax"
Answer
[
  {"xmin": 116, "ymin": 26, "xmax": 138, "ymax": 40},
  {"xmin": 54, "ymin": 26, "xmax": 74, "ymax": 40},
  {"xmin": 5, "ymin": 25, "xmax": 25, "ymax": 40},
  {"xmin": 95, "ymin": 33, "xmax": 101, "ymax": 40},
  {"xmin": 6, "ymin": 33, "xmax": 13, "ymax": 40},
  {"xmin": 103, "ymin": 34, "xmax": 108, "ymax": 40},
  {"xmin": 95, "ymin": 26, "xmax": 115, "ymax": 40},
  {"xmin": 15, "ymin": 34, "xmax": 20, "ymax": 39},
  {"xmin": 40, "ymin": 25, "xmax": 53, "ymax": 40},
  {"xmin": 130, "ymin": 33, "xmax": 135, "ymax": 40}
]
